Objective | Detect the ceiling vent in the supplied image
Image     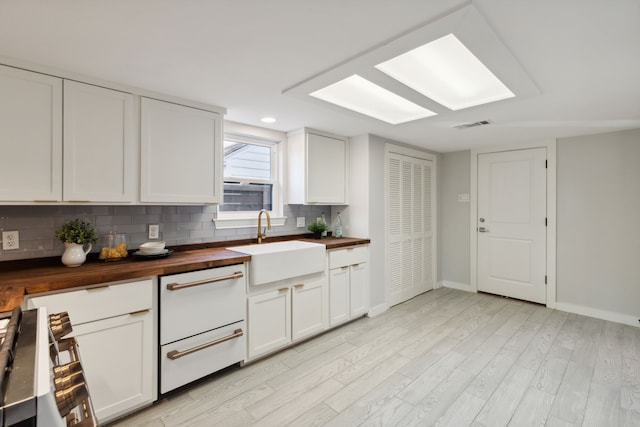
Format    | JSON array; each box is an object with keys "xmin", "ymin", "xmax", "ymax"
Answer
[{"xmin": 453, "ymin": 120, "xmax": 492, "ymax": 130}]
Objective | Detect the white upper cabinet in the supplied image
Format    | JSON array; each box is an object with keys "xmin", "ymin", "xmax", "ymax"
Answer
[
  {"xmin": 0, "ymin": 65, "xmax": 62, "ymax": 202},
  {"xmin": 141, "ymin": 97, "xmax": 222, "ymax": 204},
  {"xmin": 287, "ymin": 128, "xmax": 348, "ymax": 205},
  {"xmin": 63, "ymin": 80, "xmax": 135, "ymax": 202}
]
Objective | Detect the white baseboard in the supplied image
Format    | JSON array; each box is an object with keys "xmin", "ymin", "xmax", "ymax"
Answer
[
  {"xmin": 553, "ymin": 301, "xmax": 639, "ymax": 328},
  {"xmin": 367, "ymin": 303, "xmax": 388, "ymax": 317},
  {"xmin": 441, "ymin": 280, "xmax": 475, "ymax": 293}
]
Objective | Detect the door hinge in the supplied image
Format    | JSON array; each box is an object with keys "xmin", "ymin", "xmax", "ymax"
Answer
[
  {"xmin": 545, "ymin": 217, "xmax": 548, "ymax": 227},
  {"xmin": 545, "ymin": 275, "xmax": 547, "ymax": 285},
  {"xmin": 545, "ymin": 160, "xmax": 548, "ymax": 168}
]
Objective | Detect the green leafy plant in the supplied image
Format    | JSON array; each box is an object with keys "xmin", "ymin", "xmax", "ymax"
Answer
[
  {"xmin": 55, "ymin": 219, "xmax": 98, "ymax": 244},
  {"xmin": 307, "ymin": 220, "xmax": 328, "ymax": 234}
]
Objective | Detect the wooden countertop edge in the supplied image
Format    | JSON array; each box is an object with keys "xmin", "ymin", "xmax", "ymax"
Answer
[{"xmin": 0, "ymin": 237, "xmax": 370, "ymax": 310}]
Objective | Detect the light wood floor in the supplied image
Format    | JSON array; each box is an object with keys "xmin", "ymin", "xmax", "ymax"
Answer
[{"xmin": 108, "ymin": 288, "xmax": 640, "ymax": 427}]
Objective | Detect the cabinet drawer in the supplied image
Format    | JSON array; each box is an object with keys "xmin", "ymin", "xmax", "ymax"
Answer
[
  {"xmin": 160, "ymin": 321, "xmax": 245, "ymax": 394},
  {"xmin": 160, "ymin": 264, "xmax": 245, "ymax": 345},
  {"xmin": 329, "ymin": 245, "xmax": 368, "ymax": 269},
  {"xmin": 26, "ymin": 279, "xmax": 153, "ymax": 325}
]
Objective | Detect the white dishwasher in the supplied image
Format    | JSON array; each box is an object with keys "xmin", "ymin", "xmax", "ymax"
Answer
[{"xmin": 159, "ymin": 264, "xmax": 246, "ymax": 394}]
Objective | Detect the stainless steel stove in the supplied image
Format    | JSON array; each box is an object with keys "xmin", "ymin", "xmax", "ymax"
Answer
[{"xmin": 0, "ymin": 307, "xmax": 97, "ymax": 426}]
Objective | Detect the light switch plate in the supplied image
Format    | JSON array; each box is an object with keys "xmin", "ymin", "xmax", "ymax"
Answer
[
  {"xmin": 296, "ymin": 217, "xmax": 305, "ymax": 228},
  {"xmin": 2, "ymin": 231, "xmax": 19, "ymax": 250}
]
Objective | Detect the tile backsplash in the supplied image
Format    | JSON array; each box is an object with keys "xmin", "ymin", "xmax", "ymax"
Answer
[{"xmin": 0, "ymin": 204, "xmax": 328, "ymax": 261}]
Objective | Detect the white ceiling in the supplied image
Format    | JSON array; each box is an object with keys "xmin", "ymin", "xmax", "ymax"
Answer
[{"xmin": 1, "ymin": 0, "xmax": 638, "ymax": 153}]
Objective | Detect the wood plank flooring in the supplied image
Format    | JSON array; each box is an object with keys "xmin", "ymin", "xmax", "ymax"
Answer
[{"xmin": 107, "ymin": 288, "xmax": 640, "ymax": 427}]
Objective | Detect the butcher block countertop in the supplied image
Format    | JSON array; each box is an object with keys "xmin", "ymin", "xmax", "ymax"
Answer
[{"xmin": 0, "ymin": 235, "xmax": 370, "ymax": 311}]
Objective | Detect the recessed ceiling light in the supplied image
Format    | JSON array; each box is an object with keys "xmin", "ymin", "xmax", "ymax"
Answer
[
  {"xmin": 310, "ymin": 75, "xmax": 436, "ymax": 124},
  {"xmin": 376, "ymin": 34, "xmax": 515, "ymax": 110},
  {"xmin": 261, "ymin": 117, "xmax": 276, "ymax": 123}
]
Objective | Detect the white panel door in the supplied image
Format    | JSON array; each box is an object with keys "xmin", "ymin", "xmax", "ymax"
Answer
[
  {"xmin": 0, "ymin": 65, "xmax": 62, "ymax": 201},
  {"xmin": 306, "ymin": 132, "xmax": 347, "ymax": 204},
  {"xmin": 70, "ymin": 311, "xmax": 154, "ymax": 424},
  {"xmin": 140, "ymin": 97, "xmax": 221, "ymax": 204},
  {"xmin": 349, "ymin": 263, "xmax": 368, "ymax": 318},
  {"xmin": 63, "ymin": 80, "xmax": 135, "ymax": 202},
  {"xmin": 247, "ymin": 289, "xmax": 291, "ymax": 358},
  {"xmin": 477, "ymin": 148, "xmax": 547, "ymax": 303},
  {"xmin": 292, "ymin": 276, "xmax": 328, "ymax": 341},
  {"xmin": 329, "ymin": 267, "xmax": 350, "ymax": 326}
]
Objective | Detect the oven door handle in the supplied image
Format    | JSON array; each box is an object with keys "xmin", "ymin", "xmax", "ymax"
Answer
[
  {"xmin": 166, "ymin": 329, "xmax": 244, "ymax": 360},
  {"xmin": 166, "ymin": 271, "xmax": 244, "ymax": 291}
]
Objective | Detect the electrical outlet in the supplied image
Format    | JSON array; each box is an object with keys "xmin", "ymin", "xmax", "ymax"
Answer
[
  {"xmin": 148, "ymin": 224, "xmax": 160, "ymax": 240},
  {"xmin": 296, "ymin": 217, "xmax": 305, "ymax": 228},
  {"xmin": 2, "ymin": 231, "xmax": 19, "ymax": 250}
]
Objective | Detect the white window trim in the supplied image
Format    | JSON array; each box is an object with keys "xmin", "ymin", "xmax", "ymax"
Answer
[
  {"xmin": 214, "ymin": 124, "xmax": 286, "ymax": 229},
  {"xmin": 213, "ymin": 216, "xmax": 287, "ymax": 230}
]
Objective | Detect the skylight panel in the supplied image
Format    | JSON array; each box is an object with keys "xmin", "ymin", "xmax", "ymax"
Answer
[
  {"xmin": 375, "ymin": 34, "xmax": 515, "ymax": 110},
  {"xmin": 310, "ymin": 75, "xmax": 436, "ymax": 125}
]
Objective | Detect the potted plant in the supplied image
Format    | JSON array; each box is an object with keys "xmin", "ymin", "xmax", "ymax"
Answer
[
  {"xmin": 55, "ymin": 219, "xmax": 98, "ymax": 267},
  {"xmin": 307, "ymin": 220, "xmax": 328, "ymax": 239}
]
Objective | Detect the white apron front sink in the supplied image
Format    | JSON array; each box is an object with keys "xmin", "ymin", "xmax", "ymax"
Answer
[{"xmin": 227, "ymin": 240, "xmax": 326, "ymax": 286}]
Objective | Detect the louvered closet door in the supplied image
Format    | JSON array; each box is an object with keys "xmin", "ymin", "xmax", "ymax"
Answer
[
  {"xmin": 386, "ymin": 152, "xmax": 434, "ymax": 307},
  {"xmin": 386, "ymin": 154, "xmax": 404, "ymax": 306}
]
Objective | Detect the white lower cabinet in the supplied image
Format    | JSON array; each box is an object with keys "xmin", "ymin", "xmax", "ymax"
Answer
[
  {"xmin": 292, "ymin": 275, "xmax": 329, "ymax": 341},
  {"xmin": 329, "ymin": 267, "xmax": 350, "ymax": 326},
  {"xmin": 247, "ymin": 288, "xmax": 291, "ymax": 359},
  {"xmin": 328, "ymin": 245, "xmax": 369, "ymax": 326},
  {"xmin": 247, "ymin": 272, "xmax": 328, "ymax": 360},
  {"xmin": 349, "ymin": 262, "xmax": 368, "ymax": 318},
  {"xmin": 25, "ymin": 279, "xmax": 155, "ymax": 425},
  {"xmin": 71, "ymin": 310, "xmax": 153, "ymax": 423}
]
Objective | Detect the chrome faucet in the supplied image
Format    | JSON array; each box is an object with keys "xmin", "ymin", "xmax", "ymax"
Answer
[{"xmin": 257, "ymin": 209, "xmax": 271, "ymax": 244}]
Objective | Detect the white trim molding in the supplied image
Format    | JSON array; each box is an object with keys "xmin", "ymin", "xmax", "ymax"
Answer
[
  {"xmin": 213, "ymin": 216, "xmax": 287, "ymax": 230},
  {"xmin": 554, "ymin": 302, "xmax": 639, "ymax": 328},
  {"xmin": 470, "ymin": 139, "xmax": 557, "ymax": 308},
  {"xmin": 441, "ymin": 280, "xmax": 475, "ymax": 293},
  {"xmin": 367, "ymin": 303, "xmax": 389, "ymax": 318}
]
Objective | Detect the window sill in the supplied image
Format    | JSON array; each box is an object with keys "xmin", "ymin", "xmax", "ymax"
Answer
[{"xmin": 213, "ymin": 216, "xmax": 287, "ymax": 230}]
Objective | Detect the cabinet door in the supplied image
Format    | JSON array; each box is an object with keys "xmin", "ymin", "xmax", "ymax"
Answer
[
  {"xmin": 140, "ymin": 97, "xmax": 222, "ymax": 203},
  {"xmin": 161, "ymin": 321, "xmax": 244, "ymax": 394},
  {"xmin": 0, "ymin": 65, "xmax": 62, "ymax": 201},
  {"xmin": 292, "ymin": 276, "xmax": 328, "ymax": 341},
  {"xmin": 63, "ymin": 81, "xmax": 135, "ymax": 202},
  {"xmin": 247, "ymin": 289, "xmax": 290, "ymax": 359},
  {"xmin": 70, "ymin": 310, "xmax": 154, "ymax": 424},
  {"xmin": 329, "ymin": 267, "xmax": 350, "ymax": 326},
  {"xmin": 349, "ymin": 263, "xmax": 368, "ymax": 318},
  {"xmin": 160, "ymin": 265, "xmax": 245, "ymax": 345},
  {"xmin": 306, "ymin": 132, "xmax": 347, "ymax": 204}
]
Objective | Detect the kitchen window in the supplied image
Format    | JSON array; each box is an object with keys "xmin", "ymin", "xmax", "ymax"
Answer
[{"xmin": 215, "ymin": 131, "xmax": 284, "ymax": 228}]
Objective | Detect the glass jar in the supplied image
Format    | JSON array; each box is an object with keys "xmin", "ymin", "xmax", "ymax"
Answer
[{"xmin": 99, "ymin": 232, "xmax": 127, "ymax": 261}]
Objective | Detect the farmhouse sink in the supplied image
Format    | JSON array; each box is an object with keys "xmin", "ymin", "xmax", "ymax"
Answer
[{"xmin": 227, "ymin": 240, "xmax": 326, "ymax": 286}]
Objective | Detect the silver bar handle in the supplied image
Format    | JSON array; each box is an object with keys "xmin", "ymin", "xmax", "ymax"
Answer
[
  {"xmin": 166, "ymin": 329, "xmax": 244, "ymax": 360},
  {"xmin": 166, "ymin": 271, "xmax": 244, "ymax": 291}
]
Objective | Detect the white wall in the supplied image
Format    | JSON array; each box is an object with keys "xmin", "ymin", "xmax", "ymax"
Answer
[
  {"xmin": 556, "ymin": 128, "xmax": 640, "ymax": 319},
  {"xmin": 436, "ymin": 128, "xmax": 640, "ymax": 324},
  {"xmin": 438, "ymin": 150, "xmax": 471, "ymax": 287}
]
